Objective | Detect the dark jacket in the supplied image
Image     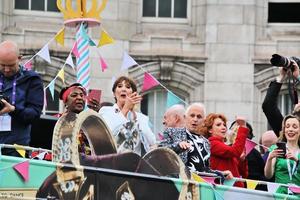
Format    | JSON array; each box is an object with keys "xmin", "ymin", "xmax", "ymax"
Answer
[
  {"xmin": 262, "ymin": 81, "xmax": 283, "ymax": 136},
  {"xmin": 0, "ymin": 66, "xmax": 44, "ymax": 145}
]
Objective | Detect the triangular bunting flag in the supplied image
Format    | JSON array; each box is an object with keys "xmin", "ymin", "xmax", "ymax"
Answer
[
  {"xmin": 72, "ymin": 42, "xmax": 80, "ymax": 58},
  {"xmin": 66, "ymin": 54, "xmax": 75, "ymax": 69},
  {"xmin": 23, "ymin": 60, "xmax": 33, "ymax": 70},
  {"xmin": 246, "ymin": 179, "xmax": 258, "ymax": 190},
  {"xmin": 13, "ymin": 144, "xmax": 26, "ymax": 158},
  {"xmin": 57, "ymin": 68, "xmax": 65, "ymax": 83},
  {"xmin": 245, "ymin": 139, "xmax": 257, "ymax": 156},
  {"xmin": 89, "ymin": 39, "xmax": 96, "ymax": 46},
  {"xmin": 80, "ymin": 23, "xmax": 90, "ymax": 41},
  {"xmin": 99, "ymin": 56, "xmax": 108, "ymax": 72},
  {"xmin": 202, "ymin": 176, "xmax": 216, "ymax": 184},
  {"xmin": 142, "ymin": 72, "xmax": 159, "ymax": 92},
  {"xmin": 191, "ymin": 173, "xmax": 205, "ymax": 183},
  {"xmin": 120, "ymin": 52, "xmax": 138, "ymax": 71},
  {"xmin": 55, "ymin": 27, "xmax": 65, "ymax": 46},
  {"xmin": 37, "ymin": 44, "xmax": 51, "ymax": 64},
  {"xmin": 167, "ymin": 91, "xmax": 183, "ymax": 108},
  {"xmin": 48, "ymin": 80, "xmax": 55, "ymax": 100},
  {"xmin": 223, "ymin": 179, "xmax": 236, "ymax": 186},
  {"xmin": 98, "ymin": 30, "xmax": 114, "ymax": 47},
  {"xmin": 289, "ymin": 185, "xmax": 300, "ymax": 194},
  {"xmin": 13, "ymin": 161, "xmax": 29, "ymax": 182},
  {"xmin": 267, "ymin": 182, "xmax": 280, "ymax": 193},
  {"xmin": 158, "ymin": 132, "xmax": 164, "ymax": 141}
]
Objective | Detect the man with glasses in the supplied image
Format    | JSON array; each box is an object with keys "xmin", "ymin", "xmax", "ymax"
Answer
[{"xmin": 0, "ymin": 41, "xmax": 43, "ymax": 156}]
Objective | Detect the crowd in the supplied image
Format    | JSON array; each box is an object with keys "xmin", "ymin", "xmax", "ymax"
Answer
[{"xmin": 1, "ymin": 40, "xmax": 300, "ymax": 195}]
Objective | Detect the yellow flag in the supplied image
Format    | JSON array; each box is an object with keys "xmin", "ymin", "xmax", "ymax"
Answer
[
  {"xmin": 55, "ymin": 28, "xmax": 65, "ymax": 46},
  {"xmin": 98, "ymin": 30, "xmax": 114, "ymax": 47},
  {"xmin": 246, "ymin": 179, "xmax": 258, "ymax": 190},
  {"xmin": 14, "ymin": 144, "xmax": 26, "ymax": 158},
  {"xmin": 191, "ymin": 173, "xmax": 205, "ymax": 183},
  {"xmin": 57, "ymin": 68, "xmax": 65, "ymax": 83}
]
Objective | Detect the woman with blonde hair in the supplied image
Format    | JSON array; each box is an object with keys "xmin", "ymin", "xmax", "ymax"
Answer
[
  {"xmin": 264, "ymin": 114, "xmax": 300, "ymax": 194},
  {"xmin": 199, "ymin": 113, "xmax": 248, "ymax": 187}
]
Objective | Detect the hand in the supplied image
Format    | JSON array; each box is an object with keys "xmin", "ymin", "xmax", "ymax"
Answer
[
  {"xmin": 235, "ymin": 116, "xmax": 246, "ymax": 127},
  {"xmin": 277, "ymin": 67, "xmax": 287, "ymax": 83},
  {"xmin": 267, "ymin": 148, "xmax": 284, "ymax": 161},
  {"xmin": 179, "ymin": 141, "xmax": 191, "ymax": 150},
  {"xmin": 240, "ymin": 149, "xmax": 246, "ymax": 161},
  {"xmin": 222, "ymin": 170, "xmax": 233, "ymax": 180},
  {"xmin": 292, "ymin": 60, "xmax": 300, "ymax": 79},
  {"xmin": 0, "ymin": 99, "xmax": 15, "ymax": 115},
  {"xmin": 87, "ymin": 98, "xmax": 100, "ymax": 112},
  {"xmin": 123, "ymin": 92, "xmax": 142, "ymax": 111},
  {"xmin": 286, "ymin": 148, "xmax": 298, "ymax": 162}
]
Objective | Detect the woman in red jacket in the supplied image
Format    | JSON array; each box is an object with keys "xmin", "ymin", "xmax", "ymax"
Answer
[{"xmin": 199, "ymin": 113, "xmax": 249, "ymax": 187}]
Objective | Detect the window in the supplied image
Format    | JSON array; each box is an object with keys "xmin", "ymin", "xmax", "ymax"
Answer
[
  {"xmin": 15, "ymin": 0, "xmax": 59, "ymax": 12},
  {"xmin": 277, "ymin": 93, "xmax": 293, "ymax": 116},
  {"xmin": 143, "ymin": 0, "xmax": 187, "ymax": 19},
  {"xmin": 268, "ymin": 2, "xmax": 300, "ymax": 23}
]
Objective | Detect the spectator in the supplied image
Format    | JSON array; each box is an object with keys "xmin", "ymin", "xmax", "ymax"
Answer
[
  {"xmin": 200, "ymin": 114, "xmax": 248, "ymax": 187},
  {"xmin": 0, "ymin": 41, "xmax": 43, "ymax": 156},
  {"xmin": 264, "ymin": 114, "xmax": 300, "ymax": 194},
  {"xmin": 262, "ymin": 61, "xmax": 300, "ymax": 136},
  {"xmin": 261, "ymin": 130, "xmax": 278, "ymax": 162},
  {"xmin": 99, "ymin": 76, "xmax": 156, "ymax": 156},
  {"xmin": 160, "ymin": 103, "xmax": 233, "ymax": 180},
  {"xmin": 163, "ymin": 104, "xmax": 185, "ymax": 128}
]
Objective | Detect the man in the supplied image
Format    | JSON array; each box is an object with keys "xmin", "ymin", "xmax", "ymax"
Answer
[
  {"xmin": 163, "ymin": 104, "xmax": 185, "ymax": 128},
  {"xmin": 0, "ymin": 41, "xmax": 44, "ymax": 156},
  {"xmin": 260, "ymin": 130, "xmax": 278, "ymax": 162}
]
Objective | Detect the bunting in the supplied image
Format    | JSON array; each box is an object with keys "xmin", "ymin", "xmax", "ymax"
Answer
[
  {"xmin": 76, "ymin": 23, "xmax": 91, "ymax": 89},
  {"xmin": 13, "ymin": 144, "xmax": 26, "ymax": 158},
  {"xmin": 267, "ymin": 182, "xmax": 280, "ymax": 193},
  {"xmin": 99, "ymin": 56, "xmax": 108, "ymax": 72},
  {"xmin": 66, "ymin": 54, "xmax": 75, "ymax": 69},
  {"xmin": 48, "ymin": 80, "xmax": 55, "ymax": 100},
  {"xmin": 72, "ymin": 41, "xmax": 80, "ymax": 58},
  {"xmin": 57, "ymin": 68, "xmax": 65, "ymax": 83},
  {"xmin": 167, "ymin": 91, "xmax": 183, "ymax": 108},
  {"xmin": 120, "ymin": 52, "xmax": 138, "ymax": 71},
  {"xmin": 245, "ymin": 139, "xmax": 257, "ymax": 156},
  {"xmin": 37, "ymin": 44, "xmax": 51, "ymax": 64},
  {"xmin": 89, "ymin": 39, "xmax": 97, "ymax": 46},
  {"xmin": 246, "ymin": 179, "xmax": 258, "ymax": 190},
  {"xmin": 13, "ymin": 161, "xmax": 29, "ymax": 182},
  {"xmin": 54, "ymin": 27, "xmax": 65, "ymax": 46},
  {"xmin": 289, "ymin": 185, "xmax": 300, "ymax": 194},
  {"xmin": 98, "ymin": 29, "xmax": 114, "ymax": 47},
  {"xmin": 142, "ymin": 72, "xmax": 159, "ymax": 92},
  {"xmin": 24, "ymin": 60, "xmax": 33, "ymax": 70}
]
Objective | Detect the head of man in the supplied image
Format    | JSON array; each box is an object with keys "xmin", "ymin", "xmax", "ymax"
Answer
[
  {"xmin": 261, "ymin": 130, "xmax": 278, "ymax": 153},
  {"xmin": 0, "ymin": 41, "xmax": 21, "ymax": 78},
  {"xmin": 59, "ymin": 83, "xmax": 87, "ymax": 114},
  {"xmin": 163, "ymin": 104, "xmax": 185, "ymax": 128},
  {"xmin": 185, "ymin": 103, "xmax": 206, "ymax": 133}
]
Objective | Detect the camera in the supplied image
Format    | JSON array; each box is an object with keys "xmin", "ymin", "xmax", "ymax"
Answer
[
  {"xmin": 270, "ymin": 54, "xmax": 300, "ymax": 71},
  {"xmin": 0, "ymin": 93, "xmax": 10, "ymax": 110}
]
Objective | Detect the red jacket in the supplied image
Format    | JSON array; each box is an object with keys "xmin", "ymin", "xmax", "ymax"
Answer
[{"xmin": 209, "ymin": 126, "xmax": 248, "ymax": 187}]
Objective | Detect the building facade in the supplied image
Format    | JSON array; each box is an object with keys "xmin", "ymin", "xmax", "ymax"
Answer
[{"xmin": 1, "ymin": 0, "xmax": 300, "ymax": 140}]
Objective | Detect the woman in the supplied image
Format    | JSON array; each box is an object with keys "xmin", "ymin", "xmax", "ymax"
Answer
[
  {"xmin": 264, "ymin": 114, "xmax": 300, "ymax": 194},
  {"xmin": 199, "ymin": 113, "xmax": 248, "ymax": 187},
  {"xmin": 99, "ymin": 76, "xmax": 156, "ymax": 156}
]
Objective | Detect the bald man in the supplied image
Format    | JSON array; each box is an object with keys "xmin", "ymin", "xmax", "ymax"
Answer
[
  {"xmin": 0, "ymin": 41, "xmax": 43, "ymax": 156},
  {"xmin": 261, "ymin": 130, "xmax": 278, "ymax": 160},
  {"xmin": 162, "ymin": 104, "xmax": 185, "ymax": 128}
]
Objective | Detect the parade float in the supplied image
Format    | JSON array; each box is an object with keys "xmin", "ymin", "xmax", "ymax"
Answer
[{"xmin": 0, "ymin": 0, "xmax": 300, "ymax": 199}]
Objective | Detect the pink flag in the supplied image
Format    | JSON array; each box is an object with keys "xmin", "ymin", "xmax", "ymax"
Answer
[
  {"xmin": 289, "ymin": 185, "xmax": 300, "ymax": 194},
  {"xmin": 13, "ymin": 161, "xmax": 29, "ymax": 182},
  {"xmin": 245, "ymin": 138, "xmax": 257, "ymax": 156},
  {"xmin": 202, "ymin": 176, "xmax": 216, "ymax": 184},
  {"xmin": 100, "ymin": 56, "xmax": 108, "ymax": 72},
  {"xmin": 72, "ymin": 42, "xmax": 80, "ymax": 58},
  {"xmin": 24, "ymin": 60, "xmax": 32, "ymax": 70},
  {"xmin": 142, "ymin": 72, "xmax": 159, "ymax": 92},
  {"xmin": 158, "ymin": 132, "xmax": 164, "ymax": 141}
]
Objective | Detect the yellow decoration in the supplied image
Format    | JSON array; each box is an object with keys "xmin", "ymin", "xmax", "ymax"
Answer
[
  {"xmin": 57, "ymin": 68, "xmax": 65, "ymax": 83},
  {"xmin": 56, "ymin": 0, "xmax": 108, "ymax": 21},
  {"xmin": 13, "ymin": 144, "xmax": 26, "ymax": 158},
  {"xmin": 191, "ymin": 173, "xmax": 205, "ymax": 183},
  {"xmin": 55, "ymin": 28, "xmax": 65, "ymax": 46},
  {"xmin": 98, "ymin": 30, "xmax": 114, "ymax": 47},
  {"xmin": 246, "ymin": 179, "xmax": 258, "ymax": 190}
]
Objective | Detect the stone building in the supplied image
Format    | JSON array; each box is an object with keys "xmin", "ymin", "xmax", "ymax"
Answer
[{"xmin": 1, "ymin": 0, "xmax": 300, "ymax": 140}]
